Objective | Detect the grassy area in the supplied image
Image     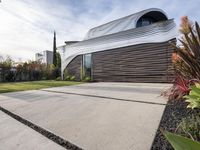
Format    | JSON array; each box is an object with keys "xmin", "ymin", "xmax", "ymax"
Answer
[{"xmin": 0, "ymin": 80, "xmax": 82, "ymax": 93}]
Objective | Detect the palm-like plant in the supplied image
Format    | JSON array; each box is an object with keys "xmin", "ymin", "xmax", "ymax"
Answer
[{"xmin": 171, "ymin": 21, "xmax": 200, "ymax": 80}]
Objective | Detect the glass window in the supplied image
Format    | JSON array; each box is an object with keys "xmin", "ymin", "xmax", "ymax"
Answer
[
  {"xmin": 83, "ymin": 54, "xmax": 92, "ymax": 77},
  {"xmin": 136, "ymin": 17, "xmax": 156, "ymax": 28}
]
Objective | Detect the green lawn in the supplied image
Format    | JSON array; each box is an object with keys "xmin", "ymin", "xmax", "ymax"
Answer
[{"xmin": 0, "ymin": 80, "xmax": 82, "ymax": 93}]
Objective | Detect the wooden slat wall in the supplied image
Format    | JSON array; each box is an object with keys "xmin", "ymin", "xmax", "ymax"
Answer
[
  {"xmin": 92, "ymin": 39, "xmax": 176, "ymax": 83},
  {"xmin": 65, "ymin": 55, "xmax": 82, "ymax": 80}
]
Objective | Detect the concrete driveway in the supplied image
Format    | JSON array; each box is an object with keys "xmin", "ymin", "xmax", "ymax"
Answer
[{"xmin": 0, "ymin": 82, "xmax": 170, "ymax": 150}]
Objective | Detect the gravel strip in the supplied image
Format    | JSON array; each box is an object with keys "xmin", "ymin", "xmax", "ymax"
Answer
[
  {"xmin": 151, "ymin": 100, "xmax": 200, "ymax": 150},
  {"xmin": 0, "ymin": 106, "xmax": 83, "ymax": 150}
]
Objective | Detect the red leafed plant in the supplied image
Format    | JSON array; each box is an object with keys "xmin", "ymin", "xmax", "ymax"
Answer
[
  {"xmin": 162, "ymin": 76, "xmax": 198, "ymax": 100},
  {"xmin": 175, "ymin": 77, "xmax": 191, "ymax": 95}
]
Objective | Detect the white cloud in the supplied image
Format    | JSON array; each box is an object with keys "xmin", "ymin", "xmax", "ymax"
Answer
[{"xmin": 0, "ymin": 0, "xmax": 200, "ymax": 61}]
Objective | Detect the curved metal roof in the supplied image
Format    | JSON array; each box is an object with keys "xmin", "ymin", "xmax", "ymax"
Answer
[{"xmin": 84, "ymin": 8, "xmax": 168, "ymax": 40}]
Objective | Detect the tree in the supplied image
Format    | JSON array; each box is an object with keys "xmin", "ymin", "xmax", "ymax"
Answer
[
  {"xmin": 56, "ymin": 52, "xmax": 61, "ymax": 68},
  {"xmin": 53, "ymin": 31, "xmax": 57, "ymax": 67}
]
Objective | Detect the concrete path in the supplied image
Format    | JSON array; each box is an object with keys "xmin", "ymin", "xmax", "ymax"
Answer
[
  {"xmin": 42, "ymin": 82, "xmax": 170, "ymax": 104},
  {"xmin": 0, "ymin": 82, "xmax": 170, "ymax": 150},
  {"xmin": 0, "ymin": 111, "xmax": 65, "ymax": 150}
]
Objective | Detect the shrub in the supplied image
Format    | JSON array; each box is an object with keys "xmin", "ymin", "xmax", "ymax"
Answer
[
  {"xmin": 161, "ymin": 76, "xmax": 196, "ymax": 100},
  {"xmin": 64, "ymin": 75, "xmax": 71, "ymax": 81},
  {"xmin": 0, "ymin": 54, "xmax": 63, "ymax": 82},
  {"xmin": 171, "ymin": 19, "xmax": 200, "ymax": 80},
  {"xmin": 70, "ymin": 76, "xmax": 75, "ymax": 81},
  {"xmin": 163, "ymin": 17, "xmax": 200, "ymax": 100},
  {"xmin": 52, "ymin": 67, "xmax": 60, "ymax": 79},
  {"xmin": 82, "ymin": 76, "xmax": 91, "ymax": 82},
  {"xmin": 5, "ymin": 70, "xmax": 15, "ymax": 82},
  {"xmin": 41, "ymin": 77, "xmax": 47, "ymax": 80},
  {"xmin": 55, "ymin": 77, "xmax": 61, "ymax": 81},
  {"xmin": 64, "ymin": 69, "xmax": 69, "ymax": 77},
  {"xmin": 63, "ymin": 70, "xmax": 75, "ymax": 81},
  {"xmin": 176, "ymin": 114, "xmax": 200, "ymax": 141},
  {"xmin": 184, "ymin": 83, "xmax": 200, "ymax": 109}
]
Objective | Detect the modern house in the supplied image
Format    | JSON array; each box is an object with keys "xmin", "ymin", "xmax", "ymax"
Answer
[
  {"xmin": 58, "ymin": 8, "xmax": 177, "ymax": 83},
  {"xmin": 35, "ymin": 50, "xmax": 53, "ymax": 64}
]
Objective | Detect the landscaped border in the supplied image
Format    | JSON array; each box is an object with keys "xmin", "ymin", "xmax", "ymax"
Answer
[{"xmin": 151, "ymin": 100, "xmax": 200, "ymax": 149}]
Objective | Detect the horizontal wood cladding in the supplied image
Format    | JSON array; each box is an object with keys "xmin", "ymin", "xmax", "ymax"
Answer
[
  {"xmin": 92, "ymin": 39, "xmax": 176, "ymax": 83},
  {"xmin": 65, "ymin": 55, "xmax": 82, "ymax": 80}
]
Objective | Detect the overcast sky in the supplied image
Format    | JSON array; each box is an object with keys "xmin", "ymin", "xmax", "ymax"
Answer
[{"xmin": 0, "ymin": 0, "xmax": 199, "ymax": 61}]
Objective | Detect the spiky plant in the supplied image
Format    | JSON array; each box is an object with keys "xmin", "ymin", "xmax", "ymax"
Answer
[{"xmin": 171, "ymin": 21, "xmax": 200, "ymax": 80}]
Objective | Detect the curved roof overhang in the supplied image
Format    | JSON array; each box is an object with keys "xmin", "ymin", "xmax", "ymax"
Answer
[{"xmin": 84, "ymin": 8, "xmax": 168, "ymax": 40}]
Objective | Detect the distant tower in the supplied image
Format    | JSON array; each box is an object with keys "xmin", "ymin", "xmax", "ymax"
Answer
[{"xmin": 53, "ymin": 31, "xmax": 57, "ymax": 66}]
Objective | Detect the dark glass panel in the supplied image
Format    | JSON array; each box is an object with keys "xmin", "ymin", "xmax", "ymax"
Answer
[
  {"xmin": 136, "ymin": 17, "xmax": 156, "ymax": 27},
  {"xmin": 83, "ymin": 54, "xmax": 91, "ymax": 77}
]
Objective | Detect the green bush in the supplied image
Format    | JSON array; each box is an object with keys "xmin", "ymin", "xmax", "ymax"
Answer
[
  {"xmin": 176, "ymin": 114, "xmax": 200, "ymax": 141},
  {"xmin": 64, "ymin": 70, "xmax": 69, "ymax": 78},
  {"xmin": 63, "ymin": 70, "xmax": 76, "ymax": 81},
  {"xmin": 0, "ymin": 55, "xmax": 61, "ymax": 82},
  {"xmin": 184, "ymin": 84, "xmax": 200, "ymax": 109},
  {"xmin": 64, "ymin": 75, "xmax": 71, "ymax": 81},
  {"xmin": 41, "ymin": 77, "xmax": 47, "ymax": 80},
  {"xmin": 5, "ymin": 70, "xmax": 15, "ymax": 82},
  {"xmin": 82, "ymin": 76, "xmax": 91, "ymax": 82},
  {"xmin": 55, "ymin": 77, "xmax": 61, "ymax": 81},
  {"xmin": 70, "ymin": 76, "xmax": 76, "ymax": 81}
]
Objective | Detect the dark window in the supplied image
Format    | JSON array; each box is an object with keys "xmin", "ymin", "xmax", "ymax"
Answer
[
  {"xmin": 83, "ymin": 54, "xmax": 92, "ymax": 77},
  {"xmin": 136, "ymin": 17, "xmax": 156, "ymax": 27}
]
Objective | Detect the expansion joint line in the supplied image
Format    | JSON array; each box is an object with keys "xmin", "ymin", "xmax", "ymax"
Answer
[
  {"xmin": 41, "ymin": 90, "xmax": 166, "ymax": 106},
  {"xmin": 0, "ymin": 106, "xmax": 84, "ymax": 150}
]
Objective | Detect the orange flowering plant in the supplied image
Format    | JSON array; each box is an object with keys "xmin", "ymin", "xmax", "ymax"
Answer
[
  {"xmin": 171, "ymin": 17, "xmax": 200, "ymax": 80},
  {"xmin": 172, "ymin": 52, "xmax": 179, "ymax": 63},
  {"xmin": 163, "ymin": 17, "xmax": 200, "ymax": 100},
  {"xmin": 179, "ymin": 16, "xmax": 192, "ymax": 34}
]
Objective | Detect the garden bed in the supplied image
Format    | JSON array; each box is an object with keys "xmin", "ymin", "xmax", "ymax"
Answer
[{"xmin": 151, "ymin": 100, "xmax": 200, "ymax": 150}]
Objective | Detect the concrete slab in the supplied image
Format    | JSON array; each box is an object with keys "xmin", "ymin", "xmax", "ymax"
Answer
[
  {"xmin": 42, "ymin": 82, "xmax": 171, "ymax": 104},
  {"xmin": 0, "ymin": 111, "xmax": 65, "ymax": 150},
  {"xmin": 0, "ymin": 82, "xmax": 169, "ymax": 150}
]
